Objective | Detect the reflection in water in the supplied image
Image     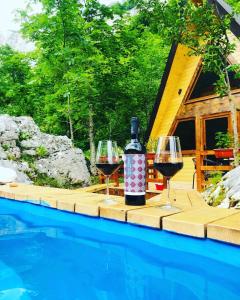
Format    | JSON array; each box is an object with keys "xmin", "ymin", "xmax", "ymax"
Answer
[{"xmin": 0, "ymin": 214, "xmax": 238, "ymax": 300}]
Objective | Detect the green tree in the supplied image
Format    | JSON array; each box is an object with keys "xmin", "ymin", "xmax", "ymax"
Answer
[
  {"xmin": 0, "ymin": 0, "xmax": 168, "ymax": 175},
  {"xmin": 0, "ymin": 45, "xmax": 32, "ymax": 115}
]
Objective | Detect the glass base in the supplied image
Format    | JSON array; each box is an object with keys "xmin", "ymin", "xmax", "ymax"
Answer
[
  {"xmin": 157, "ymin": 204, "xmax": 181, "ymax": 212},
  {"xmin": 100, "ymin": 199, "xmax": 118, "ymax": 205}
]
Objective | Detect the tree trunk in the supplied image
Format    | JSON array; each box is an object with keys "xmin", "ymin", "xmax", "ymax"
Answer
[
  {"xmin": 67, "ymin": 93, "xmax": 74, "ymax": 141},
  {"xmin": 89, "ymin": 104, "xmax": 97, "ymax": 175},
  {"xmin": 225, "ymin": 70, "xmax": 239, "ymax": 166}
]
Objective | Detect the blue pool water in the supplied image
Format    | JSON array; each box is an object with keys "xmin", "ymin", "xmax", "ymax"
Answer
[{"xmin": 0, "ymin": 198, "xmax": 239, "ymax": 300}]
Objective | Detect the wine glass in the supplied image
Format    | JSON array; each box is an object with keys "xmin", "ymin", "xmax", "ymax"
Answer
[
  {"xmin": 154, "ymin": 136, "xmax": 183, "ymax": 211},
  {"xmin": 96, "ymin": 140, "xmax": 120, "ymax": 205}
]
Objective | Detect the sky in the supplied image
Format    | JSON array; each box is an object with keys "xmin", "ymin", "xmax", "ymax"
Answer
[{"xmin": 0, "ymin": 0, "xmax": 114, "ymax": 51}]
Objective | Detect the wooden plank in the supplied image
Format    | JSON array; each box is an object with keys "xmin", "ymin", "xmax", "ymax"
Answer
[
  {"xmin": 127, "ymin": 206, "xmax": 185, "ymax": 228},
  {"xmin": 162, "ymin": 207, "xmax": 238, "ymax": 238},
  {"xmin": 199, "ymin": 150, "xmax": 215, "ymax": 155},
  {"xmin": 0, "ymin": 183, "xmax": 85, "ymax": 198},
  {"xmin": 74, "ymin": 194, "xmax": 122, "ymax": 217},
  {"xmin": 100, "ymin": 197, "xmax": 161, "ymax": 222},
  {"xmin": 56, "ymin": 192, "xmax": 124, "ymax": 216},
  {"xmin": 207, "ymin": 213, "xmax": 240, "ymax": 245},
  {"xmin": 173, "ymin": 190, "xmax": 192, "ymax": 208},
  {"xmin": 57, "ymin": 193, "xmax": 110, "ymax": 215},
  {"xmin": 187, "ymin": 190, "xmax": 208, "ymax": 208},
  {"xmin": 127, "ymin": 190, "xmax": 191, "ymax": 228},
  {"xmin": 185, "ymin": 88, "xmax": 240, "ymax": 104},
  {"xmin": 57, "ymin": 199, "xmax": 76, "ymax": 212},
  {"xmin": 76, "ymin": 184, "xmax": 110, "ymax": 193},
  {"xmin": 178, "ymin": 96, "xmax": 237, "ymax": 118},
  {"xmin": 200, "ymin": 166, "xmax": 233, "ymax": 171}
]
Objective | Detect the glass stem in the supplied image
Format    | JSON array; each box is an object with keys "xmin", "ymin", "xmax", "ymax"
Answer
[
  {"xmin": 167, "ymin": 177, "xmax": 171, "ymax": 208},
  {"xmin": 106, "ymin": 176, "xmax": 110, "ymax": 198}
]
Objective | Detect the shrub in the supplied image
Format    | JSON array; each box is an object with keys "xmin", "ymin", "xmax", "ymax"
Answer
[
  {"xmin": 208, "ymin": 171, "xmax": 223, "ymax": 185},
  {"xmin": 2, "ymin": 144, "xmax": 10, "ymax": 151},
  {"xmin": 36, "ymin": 146, "xmax": 48, "ymax": 158},
  {"xmin": 7, "ymin": 154, "xmax": 16, "ymax": 161},
  {"xmin": 21, "ymin": 153, "xmax": 35, "ymax": 164},
  {"xmin": 19, "ymin": 132, "xmax": 31, "ymax": 141}
]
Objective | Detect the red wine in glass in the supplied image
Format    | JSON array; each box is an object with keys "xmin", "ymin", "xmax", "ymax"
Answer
[
  {"xmin": 96, "ymin": 163, "xmax": 120, "ymax": 176},
  {"xmin": 154, "ymin": 136, "xmax": 183, "ymax": 211},
  {"xmin": 96, "ymin": 140, "xmax": 120, "ymax": 204},
  {"xmin": 154, "ymin": 162, "xmax": 183, "ymax": 178}
]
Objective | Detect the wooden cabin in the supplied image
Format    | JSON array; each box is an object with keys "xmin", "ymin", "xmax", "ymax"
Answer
[{"xmin": 146, "ymin": 0, "xmax": 240, "ymax": 191}]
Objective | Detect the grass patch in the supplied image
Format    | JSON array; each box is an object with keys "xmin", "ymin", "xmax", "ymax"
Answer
[
  {"xmin": 212, "ymin": 190, "xmax": 225, "ymax": 206},
  {"xmin": 36, "ymin": 146, "xmax": 48, "ymax": 158},
  {"xmin": 208, "ymin": 171, "xmax": 223, "ymax": 185}
]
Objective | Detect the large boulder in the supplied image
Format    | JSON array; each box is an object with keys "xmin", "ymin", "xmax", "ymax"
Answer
[
  {"xmin": 36, "ymin": 149, "xmax": 90, "ymax": 185},
  {"xmin": 0, "ymin": 115, "xmax": 90, "ymax": 186}
]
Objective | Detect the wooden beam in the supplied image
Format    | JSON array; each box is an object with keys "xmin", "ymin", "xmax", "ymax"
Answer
[
  {"xmin": 195, "ymin": 115, "xmax": 204, "ymax": 191},
  {"xmin": 187, "ymin": 88, "xmax": 240, "ymax": 104},
  {"xmin": 200, "ymin": 166, "xmax": 233, "ymax": 171}
]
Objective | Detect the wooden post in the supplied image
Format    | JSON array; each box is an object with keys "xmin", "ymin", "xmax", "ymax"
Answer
[
  {"xmin": 195, "ymin": 115, "xmax": 204, "ymax": 191},
  {"xmin": 196, "ymin": 150, "xmax": 204, "ymax": 191}
]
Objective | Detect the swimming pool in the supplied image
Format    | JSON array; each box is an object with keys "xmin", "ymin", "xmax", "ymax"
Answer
[{"xmin": 0, "ymin": 198, "xmax": 239, "ymax": 300}]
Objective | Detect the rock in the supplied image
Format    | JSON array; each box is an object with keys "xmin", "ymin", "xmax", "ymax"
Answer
[
  {"xmin": 0, "ymin": 114, "xmax": 90, "ymax": 186},
  {"xmin": 202, "ymin": 166, "xmax": 240, "ymax": 208},
  {"xmin": 217, "ymin": 197, "xmax": 230, "ymax": 208},
  {"xmin": 41, "ymin": 134, "xmax": 73, "ymax": 154},
  {"xmin": 0, "ymin": 115, "xmax": 19, "ymax": 142},
  {"xmin": 21, "ymin": 133, "xmax": 73, "ymax": 155},
  {"xmin": 36, "ymin": 149, "xmax": 89, "ymax": 186},
  {"xmin": 0, "ymin": 160, "xmax": 31, "ymax": 183},
  {"xmin": 7, "ymin": 147, "xmax": 21, "ymax": 159},
  {"xmin": 14, "ymin": 116, "xmax": 40, "ymax": 136},
  {"xmin": 20, "ymin": 138, "xmax": 42, "ymax": 150},
  {"xmin": 0, "ymin": 147, "xmax": 7, "ymax": 159},
  {"xmin": 22, "ymin": 149, "xmax": 36, "ymax": 156},
  {"xmin": 0, "ymin": 166, "xmax": 17, "ymax": 183}
]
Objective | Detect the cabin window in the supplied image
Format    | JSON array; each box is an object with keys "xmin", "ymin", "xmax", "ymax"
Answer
[
  {"xmin": 189, "ymin": 71, "xmax": 240, "ymax": 100},
  {"xmin": 173, "ymin": 120, "xmax": 196, "ymax": 150},
  {"xmin": 204, "ymin": 117, "xmax": 229, "ymax": 150}
]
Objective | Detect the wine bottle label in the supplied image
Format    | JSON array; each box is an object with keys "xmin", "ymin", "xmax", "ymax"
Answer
[{"xmin": 124, "ymin": 154, "xmax": 146, "ymax": 195}]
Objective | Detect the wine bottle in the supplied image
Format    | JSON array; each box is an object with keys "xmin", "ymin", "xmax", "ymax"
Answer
[{"xmin": 124, "ymin": 117, "xmax": 146, "ymax": 205}]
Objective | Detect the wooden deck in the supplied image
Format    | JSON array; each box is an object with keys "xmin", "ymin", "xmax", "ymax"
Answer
[{"xmin": 0, "ymin": 183, "xmax": 240, "ymax": 245}]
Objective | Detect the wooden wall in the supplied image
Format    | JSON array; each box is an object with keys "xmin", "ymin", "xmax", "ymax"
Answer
[
  {"xmin": 177, "ymin": 90, "xmax": 240, "ymax": 119},
  {"xmin": 170, "ymin": 91, "xmax": 240, "ymax": 183}
]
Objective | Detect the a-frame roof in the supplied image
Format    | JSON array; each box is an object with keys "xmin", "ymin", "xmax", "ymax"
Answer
[{"xmin": 145, "ymin": 0, "xmax": 240, "ymax": 142}]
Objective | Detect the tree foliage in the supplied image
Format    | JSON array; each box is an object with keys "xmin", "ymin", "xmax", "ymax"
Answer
[{"xmin": 0, "ymin": 0, "xmax": 169, "ymax": 154}]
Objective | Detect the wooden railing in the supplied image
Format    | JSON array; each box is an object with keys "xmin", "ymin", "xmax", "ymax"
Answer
[{"xmin": 195, "ymin": 150, "xmax": 233, "ymax": 191}]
